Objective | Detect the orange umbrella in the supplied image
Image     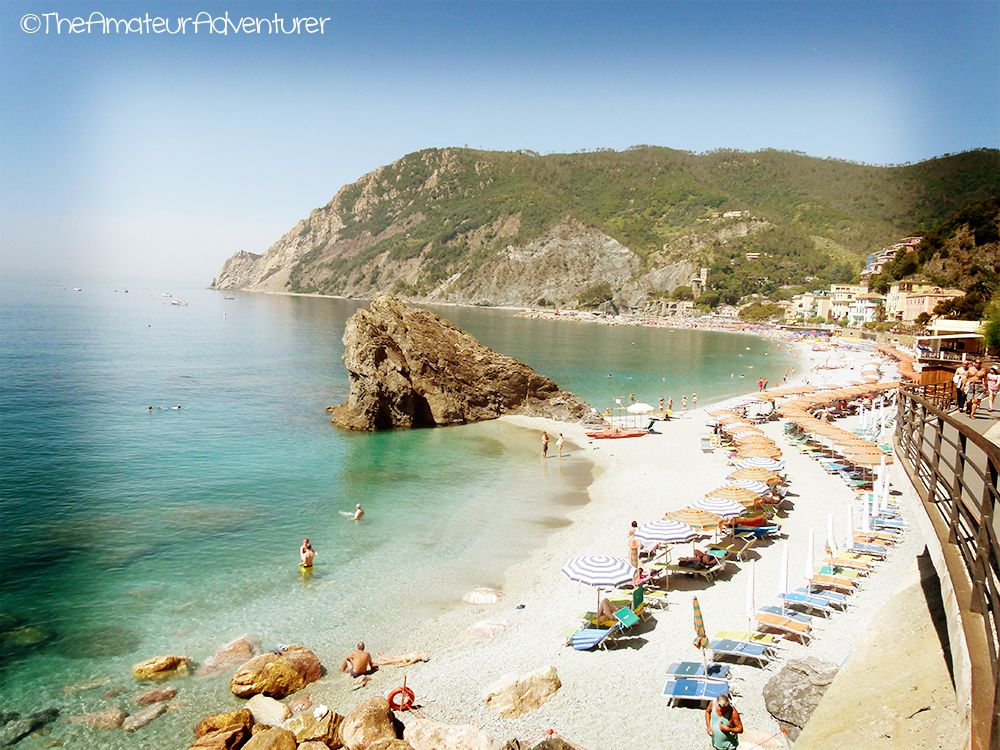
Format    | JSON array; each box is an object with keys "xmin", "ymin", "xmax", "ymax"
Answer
[
  {"xmin": 728, "ymin": 467, "xmax": 783, "ymax": 485},
  {"xmin": 705, "ymin": 486, "xmax": 760, "ymax": 504},
  {"xmin": 664, "ymin": 508, "xmax": 723, "ymax": 531},
  {"xmin": 737, "ymin": 447, "xmax": 783, "ymax": 459}
]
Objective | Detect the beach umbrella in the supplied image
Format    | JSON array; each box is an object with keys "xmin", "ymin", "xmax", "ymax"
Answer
[
  {"xmin": 692, "ymin": 496, "xmax": 745, "ymax": 518},
  {"xmin": 705, "ymin": 486, "xmax": 760, "ymax": 504},
  {"xmin": 735, "ymin": 457, "xmax": 785, "ymax": 472},
  {"xmin": 626, "ymin": 402, "xmax": 654, "ymax": 414},
  {"xmin": 561, "ymin": 554, "xmax": 636, "ymax": 619},
  {"xmin": 826, "ymin": 513, "xmax": 839, "ymax": 556},
  {"xmin": 728, "ymin": 467, "xmax": 782, "ymax": 485},
  {"xmin": 745, "ymin": 561, "xmax": 756, "ymax": 634},
  {"xmin": 664, "ymin": 508, "xmax": 724, "ymax": 532},
  {"xmin": 737, "ymin": 447, "xmax": 783, "ymax": 460},
  {"xmin": 634, "ymin": 519, "xmax": 697, "ymax": 545},
  {"xmin": 880, "ymin": 474, "xmax": 891, "ymax": 512},
  {"xmin": 729, "ymin": 430, "xmax": 763, "ymax": 439},
  {"xmin": 726, "ymin": 479, "xmax": 771, "ymax": 495},
  {"xmin": 692, "ymin": 596, "xmax": 710, "ymax": 667}
]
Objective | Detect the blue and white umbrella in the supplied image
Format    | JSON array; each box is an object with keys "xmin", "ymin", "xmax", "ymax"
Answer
[
  {"xmin": 634, "ymin": 519, "xmax": 697, "ymax": 545},
  {"xmin": 725, "ymin": 479, "xmax": 770, "ymax": 495},
  {"xmin": 691, "ymin": 496, "xmax": 745, "ymax": 518},
  {"xmin": 735, "ymin": 457, "xmax": 785, "ymax": 472},
  {"xmin": 561, "ymin": 554, "xmax": 636, "ymax": 620}
]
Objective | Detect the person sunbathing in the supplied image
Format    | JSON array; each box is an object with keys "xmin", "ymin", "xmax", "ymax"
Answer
[
  {"xmin": 678, "ymin": 549, "xmax": 717, "ymax": 569},
  {"xmin": 375, "ymin": 651, "xmax": 429, "ymax": 667},
  {"xmin": 598, "ymin": 597, "xmax": 618, "ymax": 623}
]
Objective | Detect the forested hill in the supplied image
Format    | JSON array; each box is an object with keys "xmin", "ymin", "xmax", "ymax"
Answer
[{"xmin": 212, "ymin": 146, "xmax": 1000, "ymax": 309}]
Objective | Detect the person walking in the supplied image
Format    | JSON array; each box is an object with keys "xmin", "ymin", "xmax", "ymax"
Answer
[
  {"xmin": 627, "ymin": 520, "xmax": 639, "ymax": 568},
  {"xmin": 987, "ymin": 365, "xmax": 1000, "ymax": 413},
  {"xmin": 954, "ymin": 362, "xmax": 968, "ymax": 411},
  {"xmin": 556, "ymin": 432, "xmax": 565, "ymax": 458},
  {"xmin": 541, "ymin": 431, "xmax": 550, "ymax": 458},
  {"xmin": 966, "ymin": 359, "xmax": 987, "ymax": 418},
  {"xmin": 705, "ymin": 694, "xmax": 743, "ymax": 749}
]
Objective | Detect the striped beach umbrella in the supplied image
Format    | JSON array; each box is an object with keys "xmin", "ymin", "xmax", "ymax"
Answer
[
  {"xmin": 726, "ymin": 479, "xmax": 771, "ymax": 495},
  {"xmin": 705, "ymin": 486, "xmax": 760, "ymax": 505},
  {"xmin": 729, "ymin": 429, "xmax": 763, "ymax": 439},
  {"xmin": 634, "ymin": 519, "xmax": 697, "ymax": 545},
  {"xmin": 692, "ymin": 496, "xmax": 745, "ymax": 518},
  {"xmin": 692, "ymin": 596, "xmax": 710, "ymax": 652},
  {"xmin": 561, "ymin": 554, "xmax": 636, "ymax": 620},
  {"xmin": 728, "ymin": 467, "xmax": 783, "ymax": 485},
  {"xmin": 735, "ymin": 457, "xmax": 785, "ymax": 471},
  {"xmin": 664, "ymin": 508, "xmax": 724, "ymax": 532}
]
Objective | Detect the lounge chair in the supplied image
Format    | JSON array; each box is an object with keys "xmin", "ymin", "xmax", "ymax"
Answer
[
  {"xmin": 709, "ymin": 638, "xmax": 770, "ymax": 666},
  {"xmin": 754, "ymin": 610, "xmax": 813, "ymax": 643},
  {"xmin": 651, "ymin": 561, "xmax": 722, "ymax": 582},
  {"xmin": 662, "ymin": 677, "xmax": 729, "ymax": 707},
  {"xmin": 570, "ymin": 624, "xmax": 620, "ymax": 651},
  {"xmin": 843, "ymin": 542, "xmax": 887, "ymax": 558},
  {"xmin": 759, "ymin": 604, "xmax": 814, "ymax": 624},
  {"xmin": 700, "ymin": 436, "xmax": 716, "ymax": 454},
  {"xmin": 709, "ymin": 535, "xmax": 757, "ymax": 562},
  {"xmin": 665, "ymin": 661, "xmax": 730, "ymax": 682},
  {"xmin": 780, "ymin": 591, "xmax": 837, "ymax": 617},
  {"xmin": 613, "ymin": 605, "xmax": 641, "ymax": 631},
  {"xmin": 791, "ymin": 586, "xmax": 849, "ymax": 607},
  {"xmin": 610, "ymin": 586, "xmax": 653, "ymax": 620},
  {"xmin": 822, "ymin": 555, "xmax": 873, "ymax": 573},
  {"xmin": 714, "ymin": 630, "xmax": 781, "ymax": 647},
  {"xmin": 808, "ymin": 573, "xmax": 857, "ymax": 593}
]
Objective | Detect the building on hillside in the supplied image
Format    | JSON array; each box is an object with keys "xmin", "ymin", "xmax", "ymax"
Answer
[
  {"xmin": 786, "ymin": 290, "xmax": 833, "ymax": 323},
  {"xmin": 745, "ymin": 253, "xmax": 762, "ymax": 261},
  {"xmin": 722, "ymin": 210, "xmax": 750, "ymax": 219},
  {"xmin": 902, "ymin": 287, "xmax": 965, "ymax": 323},
  {"xmin": 846, "ymin": 293, "xmax": 886, "ymax": 327},
  {"xmin": 828, "ymin": 284, "xmax": 869, "ymax": 320},
  {"xmin": 859, "ymin": 237, "xmax": 922, "ymax": 280},
  {"xmin": 929, "ymin": 319, "xmax": 984, "ymax": 336},
  {"xmin": 690, "ymin": 268, "xmax": 709, "ymax": 297},
  {"xmin": 885, "ymin": 278, "xmax": 937, "ymax": 320}
]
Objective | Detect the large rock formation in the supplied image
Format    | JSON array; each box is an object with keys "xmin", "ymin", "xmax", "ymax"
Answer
[
  {"xmin": 483, "ymin": 665, "xmax": 561, "ymax": 718},
  {"xmin": 230, "ymin": 646, "xmax": 322, "ymax": 699},
  {"xmin": 329, "ymin": 295, "xmax": 598, "ymax": 430},
  {"xmin": 762, "ymin": 657, "xmax": 838, "ymax": 741}
]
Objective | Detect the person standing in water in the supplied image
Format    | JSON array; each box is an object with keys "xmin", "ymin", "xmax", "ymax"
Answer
[
  {"xmin": 681, "ymin": 395, "xmax": 688, "ymax": 411},
  {"xmin": 352, "ymin": 503, "xmax": 365, "ymax": 521},
  {"xmin": 556, "ymin": 432, "xmax": 565, "ymax": 458},
  {"xmin": 541, "ymin": 431, "xmax": 550, "ymax": 458},
  {"xmin": 300, "ymin": 538, "xmax": 316, "ymax": 568},
  {"xmin": 692, "ymin": 393, "xmax": 698, "ymax": 408}
]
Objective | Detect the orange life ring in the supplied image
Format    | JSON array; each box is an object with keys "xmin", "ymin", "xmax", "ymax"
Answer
[{"xmin": 388, "ymin": 685, "xmax": 415, "ymax": 711}]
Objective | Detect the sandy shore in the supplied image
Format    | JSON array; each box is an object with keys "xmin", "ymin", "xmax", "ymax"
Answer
[{"xmin": 295, "ymin": 340, "xmax": 917, "ymax": 748}]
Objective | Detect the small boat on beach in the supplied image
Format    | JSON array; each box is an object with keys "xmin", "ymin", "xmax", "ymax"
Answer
[{"xmin": 585, "ymin": 428, "xmax": 649, "ymax": 439}]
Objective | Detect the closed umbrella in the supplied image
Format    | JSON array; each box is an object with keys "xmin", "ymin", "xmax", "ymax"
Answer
[
  {"xmin": 692, "ymin": 496, "xmax": 745, "ymax": 518},
  {"xmin": 844, "ymin": 505, "xmax": 854, "ymax": 550},
  {"xmin": 778, "ymin": 542, "xmax": 789, "ymax": 615},
  {"xmin": 561, "ymin": 554, "xmax": 636, "ymax": 621},
  {"xmin": 745, "ymin": 560, "xmax": 756, "ymax": 634},
  {"xmin": 804, "ymin": 528, "xmax": 815, "ymax": 583},
  {"xmin": 692, "ymin": 596, "xmax": 710, "ymax": 667},
  {"xmin": 826, "ymin": 513, "xmax": 839, "ymax": 556}
]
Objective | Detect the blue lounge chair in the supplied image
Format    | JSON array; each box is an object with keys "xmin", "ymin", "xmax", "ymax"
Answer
[
  {"xmin": 759, "ymin": 604, "xmax": 813, "ymax": 624},
  {"xmin": 665, "ymin": 661, "xmax": 730, "ymax": 682},
  {"xmin": 571, "ymin": 624, "xmax": 619, "ymax": 651},
  {"xmin": 780, "ymin": 591, "xmax": 837, "ymax": 617},
  {"xmin": 709, "ymin": 639, "xmax": 770, "ymax": 666},
  {"xmin": 792, "ymin": 586, "xmax": 849, "ymax": 607},
  {"xmin": 662, "ymin": 677, "xmax": 729, "ymax": 707}
]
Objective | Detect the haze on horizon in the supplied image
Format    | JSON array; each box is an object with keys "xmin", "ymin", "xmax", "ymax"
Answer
[{"xmin": 1, "ymin": 0, "xmax": 997, "ymax": 286}]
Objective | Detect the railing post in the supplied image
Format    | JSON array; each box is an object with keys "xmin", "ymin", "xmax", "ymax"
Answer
[
  {"xmin": 970, "ymin": 461, "xmax": 998, "ymax": 616},
  {"xmin": 950, "ymin": 431, "xmax": 968, "ymax": 544}
]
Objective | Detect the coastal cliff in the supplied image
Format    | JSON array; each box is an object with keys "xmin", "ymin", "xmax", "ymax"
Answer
[{"xmin": 329, "ymin": 295, "xmax": 599, "ymax": 430}]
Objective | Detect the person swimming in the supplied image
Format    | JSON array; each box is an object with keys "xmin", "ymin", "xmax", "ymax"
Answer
[
  {"xmin": 299, "ymin": 538, "xmax": 316, "ymax": 568},
  {"xmin": 352, "ymin": 503, "xmax": 364, "ymax": 521}
]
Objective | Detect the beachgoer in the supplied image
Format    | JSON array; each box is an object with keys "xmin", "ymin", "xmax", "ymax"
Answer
[
  {"xmin": 706, "ymin": 694, "xmax": 743, "ymax": 749},
  {"xmin": 375, "ymin": 651, "xmax": 429, "ymax": 667},
  {"xmin": 987, "ymin": 365, "xmax": 1000, "ymax": 412},
  {"xmin": 953, "ymin": 363, "xmax": 968, "ymax": 411},
  {"xmin": 598, "ymin": 597, "xmax": 618, "ymax": 623},
  {"xmin": 341, "ymin": 642, "xmax": 375, "ymax": 685},
  {"xmin": 146, "ymin": 406, "xmax": 153, "ymax": 413},
  {"xmin": 628, "ymin": 521, "xmax": 639, "ymax": 568},
  {"xmin": 966, "ymin": 359, "xmax": 987, "ymax": 418},
  {"xmin": 679, "ymin": 549, "xmax": 716, "ymax": 569},
  {"xmin": 681, "ymin": 395, "xmax": 688, "ymax": 411},
  {"xmin": 692, "ymin": 393, "xmax": 698, "ymax": 408},
  {"xmin": 757, "ymin": 378, "xmax": 764, "ymax": 391},
  {"xmin": 352, "ymin": 503, "xmax": 365, "ymax": 521},
  {"xmin": 300, "ymin": 538, "xmax": 316, "ymax": 568},
  {"xmin": 763, "ymin": 378, "xmax": 768, "ymax": 390},
  {"xmin": 556, "ymin": 432, "xmax": 565, "ymax": 458},
  {"xmin": 659, "ymin": 396, "xmax": 665, "ymax": 415},
  {"xmin": 667, "ymin": 397, "xmax": 673, "ymax": 413},
  {"xmin": 541, "ymin": 431, "xmax": 550, "ymax": 458}
]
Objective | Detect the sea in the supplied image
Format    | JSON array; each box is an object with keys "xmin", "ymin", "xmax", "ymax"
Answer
[{"xmin": 0, "ymin": 280, "xmax": 798, "ymax": 748}]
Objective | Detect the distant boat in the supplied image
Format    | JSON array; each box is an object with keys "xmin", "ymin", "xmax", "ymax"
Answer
[
  {"xmin": 170, "ymin": 299, "xmax": 188, "ymax": 307},
  {"xmin": 161, "ymin": 293, "xmax": 172, "ymax": 298},
  {"xmin": 224, "ymin": 296, "xmax": 235, "ymax": 300},
  {"xmin": 73, "ymin": 287, "xmax": 82, "ymax": 292}
]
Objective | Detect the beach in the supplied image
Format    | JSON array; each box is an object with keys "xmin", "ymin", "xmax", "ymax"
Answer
[{"xmin": 274, "ymin": 340, "xmax": 926, "ymax": 748}]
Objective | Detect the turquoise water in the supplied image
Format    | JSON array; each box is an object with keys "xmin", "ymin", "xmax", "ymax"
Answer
[{"xmin": 0, "ymin": 281, "xmax": 796, "ymax": 747}]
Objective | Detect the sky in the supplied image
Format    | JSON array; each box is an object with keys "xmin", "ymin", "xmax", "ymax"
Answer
[{"xmin": 1, "ymin": 0, "xmax": 998, "ymax": 285}]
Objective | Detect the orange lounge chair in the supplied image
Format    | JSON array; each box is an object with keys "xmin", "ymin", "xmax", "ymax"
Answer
[{"xmin": 754, "ymin": 610, "xmax": 813, "ymax": 643}]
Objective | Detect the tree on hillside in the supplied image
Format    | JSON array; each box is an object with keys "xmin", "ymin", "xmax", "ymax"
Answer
[
  {"xmin": 577, "ymin": 282, "xmax": 614, "ymax": 309},
  {"xmin": 739, "ymin": 301, "xmax": 784, "ymax": 322},
  {"xmin": 671, "ymin": 285, "xmax": 694, "ymax": 300}
]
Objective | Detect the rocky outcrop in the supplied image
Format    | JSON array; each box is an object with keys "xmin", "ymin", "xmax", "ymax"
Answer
[
  {"xmin": 0, "ymin": 708, "xmax": 59, "ymax": 746},
  {"xmin": 136, "ymin": 685, "xmax": 178, "ymax": 705},
  {"xmin": 190, "ymin": 724, "xmax": 251, "ymax": 749},
  {"xmin": 123, "ymin": 703, "xmax": 167, "ymax": 732},
  {"xmin": 66, "ymin": 708, "xmax": 127, "ymax": 729},
  {"xmin": 230, "ymin": 646, "xmax": 323, "ymax": 698},
  {"xmin": 329, "ymin": 296, "xmax": 599, "ymax": 430},
  {"xmin": 339, "ymin": 696, "xmax": 396, "ymax": 749},
  {"xmin": 483, "ymin": 666, "xmax": 561, "ymax": 718},
  {"xmin": 284, "ymin": 706, "xmax": 343, "ymax": 747},
  {"xmin": 132, "ymin": 654, "xmax": 191, "ymax": 680},
  {"xmin": 197, "ymin": 636, "xmax": 257, "ymax": 677},
  {"xmin": 242, "ymin": 727, "xmax": 298, "ymax": 750},
  {"xmin": 404, "ymin": 717, "xmax": 495, "ymax": 750},
  {"xmin": 763, "ymin": 657, "xmax": 838, "ymax": 741},
  {"xmin": 194, "ymin": 708, "xmax": 254, "ymax": 738},
  {"xmin": 245, "ymin": 694, "xmax": 291, "ymax": 727}
]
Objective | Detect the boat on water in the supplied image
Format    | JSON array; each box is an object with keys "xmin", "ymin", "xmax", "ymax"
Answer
[{"xmin": 170, "ymin": 298, "xmax": 188, "ymax": 306}]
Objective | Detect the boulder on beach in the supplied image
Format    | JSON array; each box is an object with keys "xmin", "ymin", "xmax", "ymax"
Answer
[
  {"xmin": 190, "ymin": 724, "xmax": 251, "ymax": 750},
  {"xmin": 132, "ymin": 654, "xmax": 191, "ymax": 680},
  {"xmin": 230, "ymin": 646, "xmax": 323, "ymax": 699},
  {"xmin": 194, "ymin": 708, "xmax": 254, "ymax": 738},
  {"xmin": 66, "ymin": 708, "xmax": 127, "ymax": 729},
  {"xmin": 763, "ymin": 657, "xmax": 838, "ymax": 741},
  {"xmin": 245, "ymin": 694, "xmax": 291, "ymax": 727},
  {"xmin": 404, "ymin": 716, "xmax": 495, "ymax": 750},
  {"xmin": 463, "ymin": 588, "xmax": 504, "ymax": 605},
  {"xmin": 197, "ymin": 636, "xmax": 257, "ymax": 677},
  {"xmin": 339, "ymin": 696, "xmax": 396, "ymax": 750},
  {"xmin": 242, "ymin": 727, "xmax": 297, "ymax": 750},
  {"xmin": 136, "ymin": 685, "xmax": 178, "ymax": 705},
  {"xmin": 483, "ymin": 665, "xmax": 561, "ymax": 718},
  {"xmin": 329, "ymin": 295, "xmax": 600, "ymax": 431},
  {"xmin": 368, "ymin": 741, "xmax": 415, "ymax": 750},
  {"xmin": 283, "ymin": 706, "xmax": 342, "ymax": 746},
  {"xmin": 123, "ymin": 703, "xmax": 167, "ymax": 732}
]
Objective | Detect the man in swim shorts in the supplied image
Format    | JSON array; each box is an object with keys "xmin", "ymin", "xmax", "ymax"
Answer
[
  {"xmin": 352, "ymin": 503, "xmax": 365, "ymax": 521},
  {"xmin": 300, "ymin": 538, "xmax": 316, "ymax": 568},
  {"xmin": 341, "ymin": 642, "xmax": 375, "ymax": 684}
]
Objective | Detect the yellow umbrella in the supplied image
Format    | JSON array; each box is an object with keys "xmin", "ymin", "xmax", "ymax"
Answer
[
  {"xmin": 705, "ymin": 486, "xmax": 760, "ymax": 504},
  {"xmin": 737, "ymin": 447, "xmax": 783, "ymax": 459},
  {"xmin": 664, "ymin": 508, "xmax": 724, "ymax": 531},
  {"xmin": 728, "ymin": 467, "xmax": 783, "ymax": 485}
]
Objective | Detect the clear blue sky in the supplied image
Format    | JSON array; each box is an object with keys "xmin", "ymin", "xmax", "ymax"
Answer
[{"xmin": 1, "ymin": 0, "xmax": 997, "ymax": 284}]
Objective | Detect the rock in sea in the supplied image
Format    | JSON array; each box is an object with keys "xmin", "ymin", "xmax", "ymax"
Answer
[
  {"xmin": 66, "ymin": 708, "xmax": 126, "ymax": 730},
  {"xmin": 229, "ymin": 645, "xmax": 322, "ymax": 699},
  {"xmin": 132, "ymin": 654, "xmax": 191, "ymax": 680},
  {"xmin": 244, "ymin": 694, "xmax": 290, "ymax": 727},
  {"xmin": 122, "ymin": 703, "xmax": 167, "ymax": 732},
  {"xmin": 404, "ymin": 716, "xmax": 494, "ymax": 750},
  {"xmin": 241, "ymin": 727, "xmax": 297, "ymax": 750},
  {"xmin": 136, "ymin": 685, "xmax": 178, "ymax": 705},
  {"xmin": 194, "ymin": 708, "xmax": 254, "ymax": 738},
  {"xmin": 463, "ymin": 587, "xmax": 504, "ymax": 605},
  {"xmin": 329, "ymin": 295, "xmax": 600, "ymax": 431},
  {"xmin": 0, "ymin": 708, "xmax": 59, "ymax": 746},
  {"xmin": 190, "ymin": 724, "xmax": 251, "ymax": 749},
  {"xmin": 197, "ymin": 635, "xmax": 257, "ymax": 677},
  {"xmin": 283, "ymin": 706, "xmax": 342, "ymax": 746}
]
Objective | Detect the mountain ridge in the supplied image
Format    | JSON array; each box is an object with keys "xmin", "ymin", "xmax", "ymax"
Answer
[{"xmin": 212, "ymin": 146, "xmax": 1000, "ymax": 308}]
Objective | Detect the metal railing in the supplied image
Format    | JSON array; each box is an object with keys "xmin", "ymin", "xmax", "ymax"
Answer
[{"xmin": 896, "ymin": 383, "xmax": 1000, "ymax": 749}]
